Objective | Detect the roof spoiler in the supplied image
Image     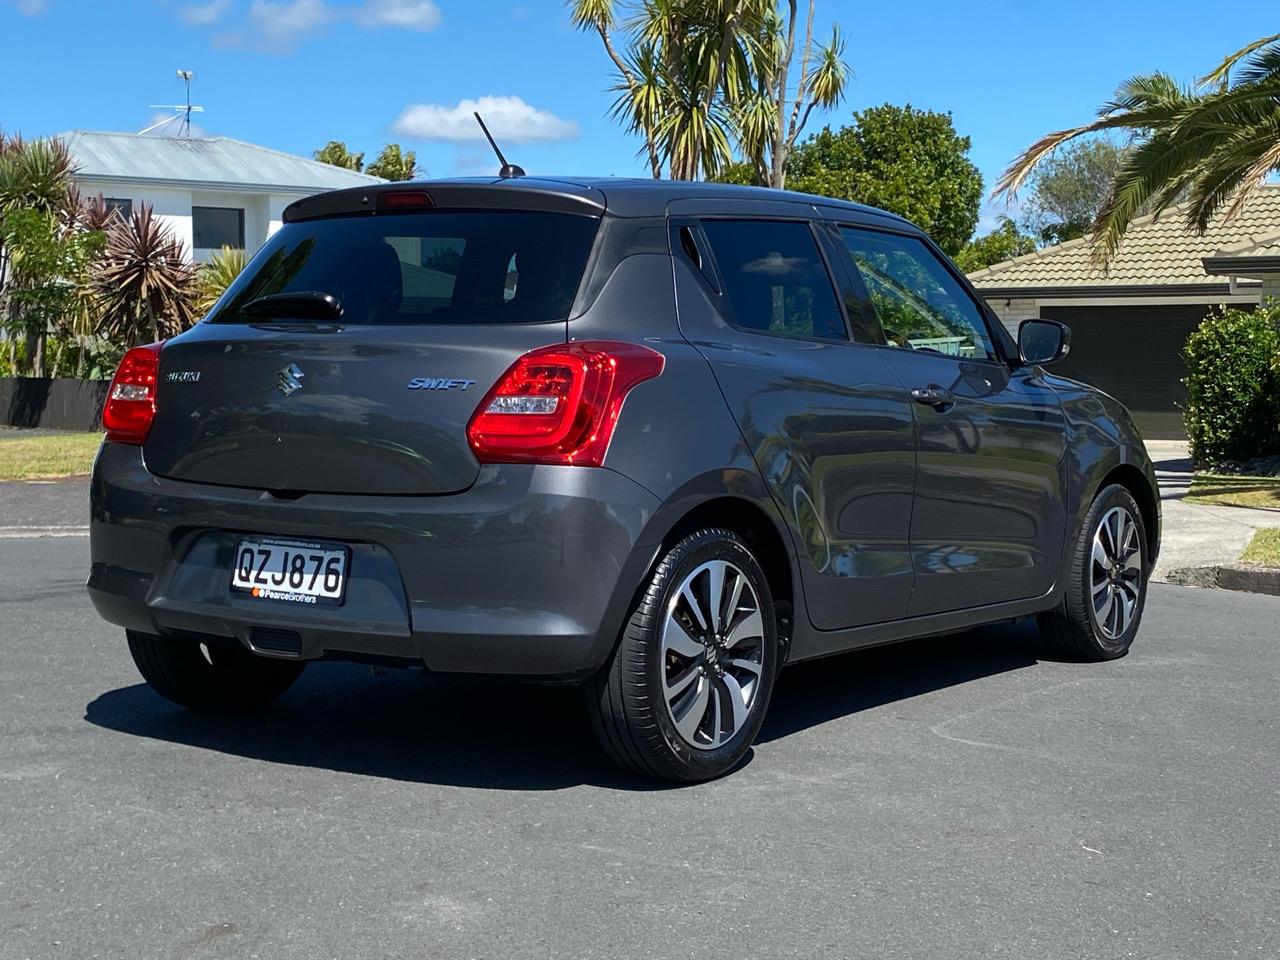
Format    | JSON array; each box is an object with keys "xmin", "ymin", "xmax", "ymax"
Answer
[{"xmin": 283, "ymin": 182, "xmax": 605, "ymax": 223}]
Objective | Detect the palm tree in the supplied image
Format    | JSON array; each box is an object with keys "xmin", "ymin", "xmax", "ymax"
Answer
[
  {"xmin": 570, "ymin": 0, "xmax": 848, "ymax": 185},
  {"xmin": 195, "ymin": 245, "xmax": 247, "ymax": 316},
  {"xmin": 365, "ymin": 143, "xmax": 420, "ymax": 181},
  {"xmin": 313, "ymin": 141, "xmax": 365, "ymax": 172},
  {"xmin": 993, "ymin": 32, "xmax": 1280, "ymax": 264}
]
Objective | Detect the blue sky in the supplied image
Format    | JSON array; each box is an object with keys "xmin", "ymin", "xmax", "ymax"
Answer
[{"xmin": 0, "ymin": 0, "xmax": 1268, "ymax": 230}]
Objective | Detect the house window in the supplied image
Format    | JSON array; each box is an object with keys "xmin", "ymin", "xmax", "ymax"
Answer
[
  {"xmin": 192, "ymin": 206, "xmax": 245, "ymax": 250},
  {"xmin": 103, "ymin": 198, "xmax": 132, "ymax": 223}
]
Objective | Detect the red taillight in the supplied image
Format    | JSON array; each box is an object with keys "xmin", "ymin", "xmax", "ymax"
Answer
[
  {"xmin": 102, "ymin": 342, "xmax": 163, "ymax": 444},
  {"xmin": 467, "ymin": 341, "xmax": 665, "ymax": 466},
  {"xmin": 377, "ymin": 190, "xmax": 434, "ymax": 210}
]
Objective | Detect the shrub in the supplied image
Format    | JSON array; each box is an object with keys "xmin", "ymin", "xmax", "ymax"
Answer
[{"xmin": 1183, "ymin": 301, "xmax": 1280, "ymax": 467}]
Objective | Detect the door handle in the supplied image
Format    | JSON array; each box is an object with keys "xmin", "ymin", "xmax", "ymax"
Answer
[{"xmin": 911, "ymin": 386, "xmax": 955, "ymax": 408}]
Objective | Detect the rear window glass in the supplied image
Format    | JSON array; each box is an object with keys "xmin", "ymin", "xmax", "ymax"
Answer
[
  {"xmin": 206, "ymin": 210, "xmax": 600, "ymax": 325},
  {"xmin": 699, "ymin": 219, "xmax": 846, "ymax": 341}
]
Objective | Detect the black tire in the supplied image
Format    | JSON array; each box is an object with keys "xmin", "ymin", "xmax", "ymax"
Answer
[
  {"xmin": 127, "ymin": 631, "xmax": 305, "ymax": 712},
  {"xmin": 586, "ymin": 528, "xmax": 779, "ymax": 782},
  {"xmin": 1039, "ymin": 483, "xmax": 1149, "ymax": 661}
]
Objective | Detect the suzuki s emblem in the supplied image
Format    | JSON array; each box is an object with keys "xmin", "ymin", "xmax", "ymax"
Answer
[{"xmin": 277, "ymin": 363, "xmax": 304, "ymax": 397}]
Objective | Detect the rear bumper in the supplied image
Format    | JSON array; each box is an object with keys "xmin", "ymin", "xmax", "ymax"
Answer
[{"xmin": 88, "ymin": 443, "xmax": 661, "ymax": 679}]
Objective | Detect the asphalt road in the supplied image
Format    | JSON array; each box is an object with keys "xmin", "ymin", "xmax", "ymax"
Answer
[{"xmin": 2, "ymin": 534, "xmax": 1277, "ymax": 960}]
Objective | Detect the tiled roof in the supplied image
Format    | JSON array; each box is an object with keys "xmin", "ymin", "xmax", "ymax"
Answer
[
  {"xmin": 58, "ymin": 130, "xmax": 383, "ymax": 193},
  {"xmin": 967, "ymin": 184, "xmax": 1280, "ymax": 292}
]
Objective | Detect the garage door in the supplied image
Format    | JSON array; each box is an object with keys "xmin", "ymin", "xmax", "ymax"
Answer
[{"xmin": 1040, "ymin": 305, "xmax": 1218, "ymax": 441}]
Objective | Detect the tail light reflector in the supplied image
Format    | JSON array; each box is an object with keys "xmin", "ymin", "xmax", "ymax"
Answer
[
  {"xmin": 102, "ymin": 342, "xmax": 164, "ymax": 444},
  {"xmin": 467, "ymin": 341, "xmax": 665, "ymax": 466}
]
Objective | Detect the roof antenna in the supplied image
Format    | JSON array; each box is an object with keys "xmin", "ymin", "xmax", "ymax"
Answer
[
  {"xmin": 140, "ymin": 69, "xmax": 204, "ymax": 138},
  {"xmin": 473, "ymin": 112, "xmax": 525, "ymax": 178}
]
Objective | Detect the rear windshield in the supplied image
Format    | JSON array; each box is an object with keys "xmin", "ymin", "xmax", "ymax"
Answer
[{"xmin": 206, "ymin": 210, "xmax": 600, "ymax": 325}]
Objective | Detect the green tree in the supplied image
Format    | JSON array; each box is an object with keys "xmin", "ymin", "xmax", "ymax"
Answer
[
  {"xmin": 569, "ymin": 0, "xmax": 849, "ymax": 183},
  {"xmin": 1020, "ymin": 139, "xmax": 1127, "ymax": 244},
  {"xmin": 365, "ymin": 143, "xmax": 419, "ymax": 181},
  {"xmin": 787, "ymin": 105, "xmax": 983, "ymax": 255},
  {"xmin": 0, "ymin": 134, "xmax": 100, "ymax": 377},
  {"xmin": 313, "ymin": 140, "xmax": 364, "ymax": 172},
  {"xmin": 994, "ymin": 33, "xmax": 1280, "ymax": 263},
  {"xmin": 953, "ymin": 216, "xmax": 1037, "ymax": 273}
]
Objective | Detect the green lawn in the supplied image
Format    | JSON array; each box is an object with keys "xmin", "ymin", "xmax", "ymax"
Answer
[
  {"xmin": 0, "ymin": 432, "xmax": 102, "ymax": 481},
  {"xmin": 1185, "ymin": 474, "xmax": 1280, "ymax": 511},
  {"xmin": 1240, "ymin": 529, "xmax": 1280, "ymax": 567}
]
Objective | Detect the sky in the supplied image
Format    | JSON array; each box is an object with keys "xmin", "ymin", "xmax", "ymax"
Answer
[{"xmin": 0, "ymin": 0, "xmax": 1269, "ymax": 232}]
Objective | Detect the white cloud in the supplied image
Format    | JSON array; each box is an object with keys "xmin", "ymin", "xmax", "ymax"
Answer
[
  {"xmin": 356, "ymin": 0, "xmax": 439, "ymax": 30},
  {"xmin": 393, "ymin": 96, "xmax": 579, "ymax": 144},
  {"xmin": 181, "ymin": 0, "xmax": 231, "ymax": 24},
  {"xmin": 248, "ymin": 0, "xmax": 333, "ymax": 43},
  {"xmin": 220, "ymin": 0, "xmax": 440, "ymax": 50}
]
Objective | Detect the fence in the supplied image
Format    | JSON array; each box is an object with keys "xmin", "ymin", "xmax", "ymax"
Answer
[{"xmin": 0, "ymin": 377, "xmax": 110, "ymax": 430}]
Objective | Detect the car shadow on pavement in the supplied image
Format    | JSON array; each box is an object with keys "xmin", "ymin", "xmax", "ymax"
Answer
[{"xmin": 84, "ymin": 620, "xmax": 1043, "ymax": 791}]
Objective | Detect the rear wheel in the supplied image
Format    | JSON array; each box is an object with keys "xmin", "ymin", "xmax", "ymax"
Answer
[
  {"xmin": 586, "ymin": 528, "xmax": 779, "ymax": 782},
  {"xmin": 127, "ymin": 631, "xmax": 305, "ymax": 712},
  {"xmin": 1039, "ymin": 484, "xmax": 1148, "ymax": 661}
]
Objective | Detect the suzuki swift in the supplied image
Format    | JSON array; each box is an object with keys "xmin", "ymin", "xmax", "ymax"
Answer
[{"xmin": 88, "ymin": 178, "xmax": 1160, "ymax": 782}]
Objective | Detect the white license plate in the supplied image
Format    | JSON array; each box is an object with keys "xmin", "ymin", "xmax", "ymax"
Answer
[{"xmin": 231, "ymin": 537, "xmax": 348, "ymax": 604}]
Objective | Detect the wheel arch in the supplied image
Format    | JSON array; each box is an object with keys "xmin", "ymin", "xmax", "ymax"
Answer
[{"xmin": 1095, "ymin": 463, "xmax": 1160, "ymax": 570}]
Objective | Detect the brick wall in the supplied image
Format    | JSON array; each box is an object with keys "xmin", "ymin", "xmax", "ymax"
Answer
[{"xmin": 982, "ymin": 297, "xmax": 1040, "ymax": 339}]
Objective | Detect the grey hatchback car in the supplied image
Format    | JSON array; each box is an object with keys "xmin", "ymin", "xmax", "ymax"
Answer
[{"xmin": 89, "ymin": 178, "xmax": 1160, "ymax": 782}]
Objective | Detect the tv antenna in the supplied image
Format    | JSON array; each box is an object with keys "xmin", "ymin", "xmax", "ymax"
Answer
[
  {"xmin": 139, "ymin": 69, "xmax": 205, "ymax": 138},
  {"xmin": 473, "ymin": 112, "xmax": 525, "ymax": 178}
]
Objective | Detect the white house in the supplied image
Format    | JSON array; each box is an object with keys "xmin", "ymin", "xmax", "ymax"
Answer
[{"xmin": 59, "ymin": 131, "xmax": 383, "ymax": 263}]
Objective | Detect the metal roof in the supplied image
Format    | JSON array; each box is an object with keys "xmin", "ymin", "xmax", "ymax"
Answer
[
  {"xmin": 58, "ymin": 130, "xmax": 383, "ymax": 194},
  {"xmin": 967, "ymin": 183, "xmax": 1280, "ymax": 296}
]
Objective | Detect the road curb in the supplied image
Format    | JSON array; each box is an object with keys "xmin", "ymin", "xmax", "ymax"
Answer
[{"xmin": 1163, "ymin": 564, "xmax": 1280, "ymax": 597}]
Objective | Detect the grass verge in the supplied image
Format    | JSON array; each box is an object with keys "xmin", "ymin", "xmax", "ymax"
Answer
[
  {"xmin": 0, "ymin": 432, "xmax": 101, "ymax": 481},
  {"xmin": 1185, "ymin": 474, "xmax": 1280, "ymax": 511},
  {"xmin": 1240, "ymin": 529, "xmax": 1280, "ymax": 567}
]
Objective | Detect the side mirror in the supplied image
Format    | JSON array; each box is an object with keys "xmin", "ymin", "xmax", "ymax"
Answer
[{"xmin": 1017, "ymin": 319, "xmax": 1071, "ymax": 366}]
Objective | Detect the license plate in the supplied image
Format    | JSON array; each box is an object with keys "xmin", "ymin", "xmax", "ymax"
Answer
[{"xmin": 231, "ymin": 537, "xmax": 348, "ymax": 605}]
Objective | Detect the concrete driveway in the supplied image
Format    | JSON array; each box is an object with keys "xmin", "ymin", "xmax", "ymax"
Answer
[
  {"xmin": 1146, "ymin": 440, "xmax": 1280, "ymax": 581},
  {"xmin": 3, "ymin": 533, "xmax": 1279, "ymax": 959}
]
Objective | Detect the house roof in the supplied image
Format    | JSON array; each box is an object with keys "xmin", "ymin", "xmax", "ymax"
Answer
[
  {"xmin": 58, "ymin": 130, "xmax": 383, "ymax": 194},
  {"xmin": 967, "ymin": 183, "xmax": 1280, "ymax": 297}
]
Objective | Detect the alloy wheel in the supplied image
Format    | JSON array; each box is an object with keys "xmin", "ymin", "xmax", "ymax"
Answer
[
  {"xmin": 1090, "ymin": 506, "xmax": 1143, "ymax": 641},
  {"xmin": 660, "ymin": 560, "xmax": 766, "ymax": 750}
]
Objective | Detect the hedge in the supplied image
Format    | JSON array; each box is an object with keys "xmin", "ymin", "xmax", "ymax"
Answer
[{"xmin": 1182, "ymin": 301, "xmax": 1280, "ymax": 467}]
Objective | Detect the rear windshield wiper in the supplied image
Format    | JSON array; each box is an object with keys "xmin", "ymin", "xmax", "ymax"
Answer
[{"xmin": 242, "ymin": 291, "xmax": 343, "ymax": 320}]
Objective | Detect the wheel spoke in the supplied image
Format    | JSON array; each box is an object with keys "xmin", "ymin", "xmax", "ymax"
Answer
[
  {"xmin": 680, "ymin": 581, "xmax": 708, "ymax": 632},
  {"xmin": 706, "ymin": 561, "xmax": 726, "ymax": 633},
  {"xmin": 1094, "ymin": 588, "xmax": 1114, "ymax": 626},
  {"xmin": 665, "ymin": 662, "xmax": 701, "ymax": 700},
  {"xmin": 720, "ymin": 672, "xmax": 750, "ymax": 736},
  {"xmin": 708, "ymin": 683, "xmax": 724, "ymax": 747},
  {"xmin": 1107, "ymin": 510, "xmax": 1123, "ymax": 561},
  {"xmin": 727, "ymin": 657, "xmax": 762, "ymax": 679},
  {"xmin": 663, "ymin": 616, "xmax": 705, "ymax": 659},
  {"xmin": 1092, "ymin": 537, "xmax": 1109, "ymax": 571},
  {"xmin": 725, "ymin": 608, "xmax": 764, "ymax": 649},
  {"xmin": 672, "ymin": 677, "xmax": 710, "ymax": 744},
  {"xmin": 722, "ymin": 570, "xmax": 745, "ymax": 632}
]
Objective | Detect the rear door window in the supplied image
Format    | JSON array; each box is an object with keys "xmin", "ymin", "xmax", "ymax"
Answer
[
  {"xmin": 207, "ymin": 210, "xmax": 600, "ymax": 325},
  {"xmin": 700, "ymin": 219, "xmax": 847, "ymax": 341}
]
